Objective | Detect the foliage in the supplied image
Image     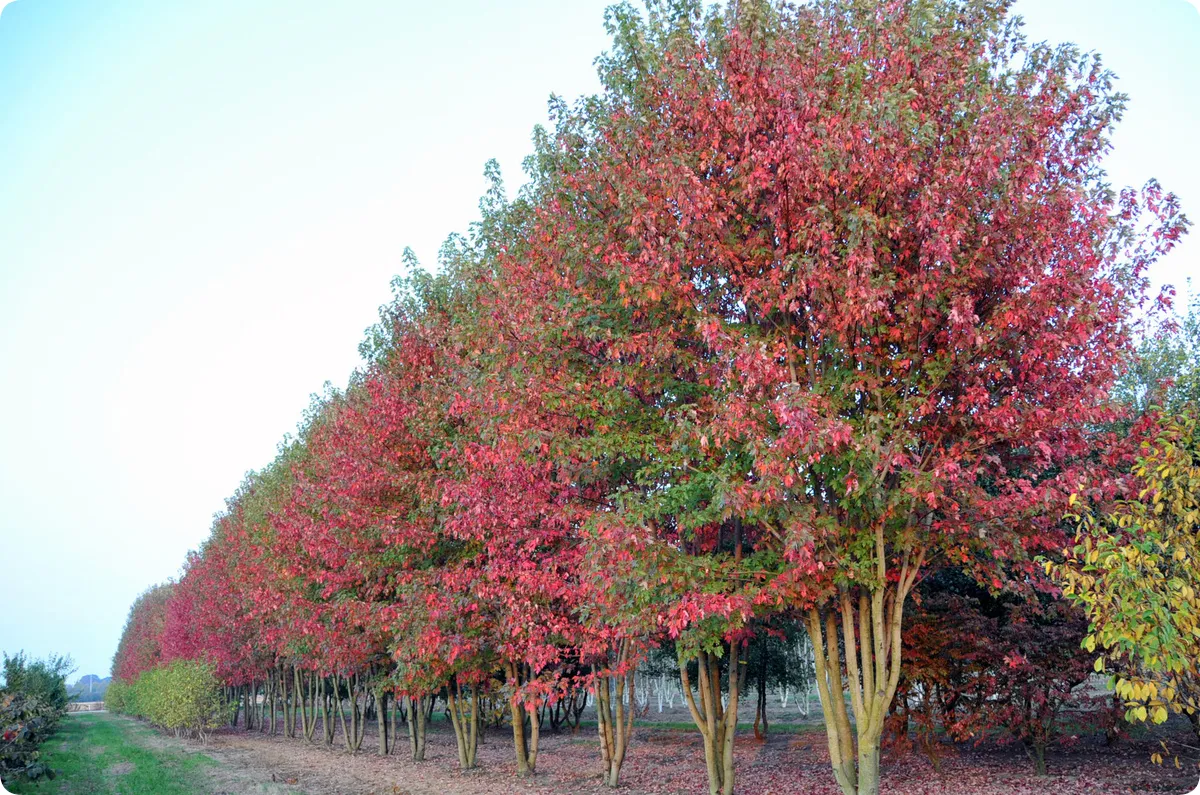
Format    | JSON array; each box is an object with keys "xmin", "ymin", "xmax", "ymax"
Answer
[
  {"xmin": 104, "ymin": 1, "xmax": 1190, "ymax": 793},
  {"xmin": 0, "ymin": 652, "xmax": 75, "ymax": 784},
  {"xmin": 1114, "ymin": 285, "xmax": 1200, "ymax": 417},
  {"xmin": 1052, "ymin": 413, "xmax": 1200, "ymax": 762},
  {"xmin": 1, "ymin": 653, "xmax": 75, "ymax": 713},
  {"xmin": 899, "ymin": 573, "xmax": 1098, "ymax": 774},
  {"xmin": 111, "ymin": 584, "xmax": 175, "ymax": 683},
  {"xmin": 107, "ymin": 661, "xmax": 230, "ymax": 741},
  {"xmin": 495, "ymin": 0, "xmax": 1184, "ymax": 791},
  {"xmin": 1, "ymin": 693, "xmax": 62, "ymax": 784}
]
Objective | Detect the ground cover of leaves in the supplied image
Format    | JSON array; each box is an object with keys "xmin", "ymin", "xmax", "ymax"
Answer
[{"xmin": 166, "ymin": 716, "xmax": 1200, "ymax": 795}]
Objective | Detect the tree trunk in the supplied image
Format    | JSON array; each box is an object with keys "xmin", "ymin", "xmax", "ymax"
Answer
[
  {"xmin": 805, "ymin": 538, "xmax": 926, "ymax": 795},
  {"xmin": 376, "ymin": 686, "xmax": 389, "ymax": 756},
  {"xmin": 231, "ymin": 686, "xmax": 242, "ymax": 728},
  {"xmin": 347, "ymin": 675, "xmax": 365, "ymax": 753},
  {"xmin": 754, "ymin": 637, "xmax": 769, "ymax": 741},
  {"xmin": 406, "ymin": 695, "xmax": 428, "ymax": 762},
  {"xmin": 259, "ymin": 680, "xmax": 268, "ymax": 733},
  {"xmin": 1025, "ymin": 738, "xmax": 1048, "ymax": 776},
  {"xmin": 390, "ymin": 691, "xmax": 400, "ymax": 755},
  {"xmin": 679, "ymin": 641, "xmax": 745, "ymax": 795},
  {"xmin": 228, "ymin": 686, "xmax": 240, "ymax": 730},
  {"xmin": 595, "ymin": 639, "xmax": 636, "ymax": 787},
  {"xmin": 269, "ymin": 669, "xmax": 278, "ymax": 736},
  {"xmin": 506, "ymin": 662, "xmax": 540, "ymax": 776},
  {"xmin": 286, "ymin": 666, "xmax": 296, "ymax": 738},
  {"xmin": 296, "ymin": 668, "xmax": 315, "ymax": 741},
  {"xmin": 446, "ymin": 679, "xmax": 479, "ymax": 770},
  {"xmin": 319, "ymin": 676, "xmax": 334, "ymax": 745}
]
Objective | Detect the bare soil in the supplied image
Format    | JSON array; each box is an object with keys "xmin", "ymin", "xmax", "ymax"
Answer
[{"xmin": 142, "ymin": 713, "xmax": 1200, "ymax": 795}]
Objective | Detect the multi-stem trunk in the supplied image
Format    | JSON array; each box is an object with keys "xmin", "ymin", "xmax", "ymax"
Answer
[
  {"xmin": 333, "ymin": 675, "xmax": 365, "ymax": 753},
  {"xmin": 679, "ymin": 640, "xmax": 746, "ymax": 795},
  {"xmin": 446, "ymin": 678, "xmax": 479, "ymax": 770},
  {"xmin": 506, "ymin": 662, "xmax": 540, "ymax": 776},
  {"xmin": 296, "ymin": 668, "xmax": 316, "ymax": 741},
  {"xmin": 806, "ymin": 535, "xmax": 926, "ymax": 795},
  {"xmin": 595, "ymin": 639, "xmax": 636, "ymax": 788},
  {"xmin": 405, "ymin": 695, "xmax": 428, "ymax": 762},
  {"xmin": 344, "ymin": 674, "xmax": 365, "ymax": 753}
]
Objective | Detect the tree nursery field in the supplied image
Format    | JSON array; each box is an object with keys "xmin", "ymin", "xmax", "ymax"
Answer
[{"xmin": 5, "ymin": 1, "xmax": 1199, "ymax": 794}]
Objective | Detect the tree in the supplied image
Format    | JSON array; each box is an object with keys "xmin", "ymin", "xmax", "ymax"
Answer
[
  {"xmin": 112, "ymin": 584, "xmax": 174, "ymax": 683},
  {"xmin": 1114, "ymin": 285, "xmax": 1199, "ymax": 417},
  {"xmin": 899, "ymin": 573, "xmax": 1100, "ymax": 776},
  {"xmin": 1053, "ymin": 413, "xmax": 1200, "ymax": 763},
  {"xmin": 496, "ymin": 1, "xmax": 1184, "ymax": 792}
]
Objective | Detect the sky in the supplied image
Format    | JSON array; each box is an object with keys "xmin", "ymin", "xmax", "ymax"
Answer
[{"xmin": 0, "ymin": 0, "xmax": 1196, "ymax": 680}]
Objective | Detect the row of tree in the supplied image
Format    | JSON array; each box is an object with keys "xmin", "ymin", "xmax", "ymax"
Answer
[{"xmin": 111, "ymin": 2, "xmax": 1195, "ymax": 793}]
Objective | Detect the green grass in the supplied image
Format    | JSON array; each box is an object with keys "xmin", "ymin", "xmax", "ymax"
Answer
[{"xmin": 5, "ymin": 712, "xmax": 218, "ymax": 795}]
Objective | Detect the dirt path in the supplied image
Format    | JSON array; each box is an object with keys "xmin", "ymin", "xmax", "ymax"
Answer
[{"xmin": 105, "ymin": 713, "xmax": 300, "ymax": 795}]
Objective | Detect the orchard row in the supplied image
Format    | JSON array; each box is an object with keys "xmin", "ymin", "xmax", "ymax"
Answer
[{"xmin": 111, "ymin": 2, "xmax": 1194, "ymax": 794}]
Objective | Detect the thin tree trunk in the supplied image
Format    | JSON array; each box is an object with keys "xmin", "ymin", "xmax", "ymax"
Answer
[
  {"xmin": 259, "ymin": 680, "xmax": 268, "ymax": 733},
  {"xmin": 344, "ymin": 674, "xmax": 364, "ymax": 753},
  {"xmin": 754, "ymin": 636, "xmax": 769, "ymax": 741},
  {"xmin": 296, "ymin": 668, "xmax": 314, "ymax": 741},
  {"xmin": 390, "ymin": 690, "xmax": 400, "ymax": 756},
  {"xmin": 335, "ymin": 675, "xmax": 352, "ymax": 750},
  {"xmin": 407, "ymin": 695, "xmax": 428, "ymax": 762},
  {"xmin": 446, "ymin": 679, "xmax": 479, "ymax": 770},
  {"xmin": 507, "ymin": 662, "xmax": 540, "ymax": 776},
  {"xmin": 286, "ymin": 666, "xmax": 296, "ymax": 738},
  {"xmin": 231, "ymin": 685, "xmax": 242, "ymax": 728},
  {"xmin": 595, "ymin": 639, "xmax": 636, "ymax": 787},
  {"xmin": 376, "ymin": 685, "xmax": 389, "ymax": 756},
  {"xmin": 321, "ymin": 676, "xmax": 334, "ymax": 745},
  {"xmin": 269, "ymin": 669, "xmax": 279, "ymax": 736}
]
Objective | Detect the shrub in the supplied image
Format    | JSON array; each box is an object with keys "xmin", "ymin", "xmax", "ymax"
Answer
[
  {"xmin": 109, "ymin": 660, "xmax": 229, "ymax": 741},
  {"xmin": 1, "ymin": 652, "xmax": 74, "ymax": 713},
  {"xmin": 104, "ymin": 680, "xmax": 128, "ymax": 714},
  {"xmin": 0, "ymin": 693, "xmax": 62, "ymax": 784},
  {"xmin": 0, "ymin": 652, "xmax": 74, "ymax": 785}
]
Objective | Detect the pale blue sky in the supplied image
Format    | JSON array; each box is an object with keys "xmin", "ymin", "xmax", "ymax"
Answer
[{"xmin": 0, "ymin": 1, "xmax": 1196, "ymax": 679}]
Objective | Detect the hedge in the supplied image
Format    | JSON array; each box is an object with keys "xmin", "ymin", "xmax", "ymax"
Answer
[{"xmin": 108, "ymin": 660, "xmax": 229, "ymax": 741}]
